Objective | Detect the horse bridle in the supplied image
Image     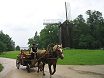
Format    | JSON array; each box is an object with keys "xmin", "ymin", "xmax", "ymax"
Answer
[{"xmin": 55, "ymin": 46, "xmax": 63, "ymax": 55}]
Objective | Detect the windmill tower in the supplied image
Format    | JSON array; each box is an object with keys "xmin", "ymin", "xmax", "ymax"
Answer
[{"xmin": 59, "ymin": 2, "xmax": 73, "ymax": 48}]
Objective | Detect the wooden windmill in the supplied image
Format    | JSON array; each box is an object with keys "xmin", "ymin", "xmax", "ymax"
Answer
[
  {"xmin": 43, "ymin": 2, "xmax": 73, "ymax": 48},
  {"xmin": 60, "ymin": 2, "xmax": 73, "ymax": 48}
]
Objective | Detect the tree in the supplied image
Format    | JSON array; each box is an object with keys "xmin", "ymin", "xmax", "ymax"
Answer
[
  {"xmin": 78, "ymin": 34, "xmax": 95, "ymax": 49},
  {"xmin": 0, "ymin": 31, "xmax": 15, "ymax": 52},
  {"xmin": 72, "ymin": 15, "xmax": 89, "ymax": 48},
  {"xmin": 0, "ymin": 41, "xmax": 6, "ymax": 52},
  {"xmin": 86, "ymin": 10, "xmax": 104, "ymax": 48},
  {"xmin": 15, "ymin": 46, "xmax": 20, "ymax": 51},
  {"xmin": 39, "ymin": 24, "xmax": 59, "ymax": 48},
  {"xmin": 28, "ymin": 38, "xmax": 35, "ymax": 47},
  {"xmin": 28, "ymin": 24, "xmax": 59, "ymax": 49},
  {"xmin": 72, "ymin": 10, "xmax": 104, "ymax": 49},
  {"xmin": 33, "ymin": 31, "xmax": 40, "ymax": 47},
  {"xmin": 28, "ymin": 31, "xmax": 40, "ymax": 48}
]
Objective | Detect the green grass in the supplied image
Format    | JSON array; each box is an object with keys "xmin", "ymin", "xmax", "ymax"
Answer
[
  {"xmin": 0, "ymin": 50, "xmax": 104, "ymax": 65},
  {"xmin": 0, "ymin": 51, "xmax": 19, "ymax": 59},
  {"xmin": 58, "ymin": 49, "xmax": 104, "ymax": 65},
  {"xmin": 0, "ymin": 64, "xmax": 3, "ymax": 72}
]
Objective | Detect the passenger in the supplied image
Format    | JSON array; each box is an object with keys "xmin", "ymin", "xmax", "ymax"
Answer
[{"xmin": 20, "ymin": 50, "xmax": 26, "ymax": 64}]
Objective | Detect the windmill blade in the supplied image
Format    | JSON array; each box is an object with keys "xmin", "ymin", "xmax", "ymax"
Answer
[
  {"xmin": 43, "ymin": 19, "xmax": 62, "ymax": 25},
  {"xmin": 65, "ymin": 2, "xmax": 71, "ymax": 21}
]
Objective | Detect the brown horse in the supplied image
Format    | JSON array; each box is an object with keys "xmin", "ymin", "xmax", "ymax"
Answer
[{"xmin": 37, "ymin": 44, "xmax": 64, "ymax": 78}]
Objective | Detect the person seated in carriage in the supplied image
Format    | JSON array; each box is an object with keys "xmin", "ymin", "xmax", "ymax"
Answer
[
  {"xmin": 31, "ymin": 43, "xmax": 38, "ymax": 59},
  {"xmin": 18, "ymin": 50, "xmax": 26, "ymax": 64}
]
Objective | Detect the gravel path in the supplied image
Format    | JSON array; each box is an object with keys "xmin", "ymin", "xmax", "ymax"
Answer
[{"xmin": 0, "ymin": 57, "xmax": 104, "ymax": 78}]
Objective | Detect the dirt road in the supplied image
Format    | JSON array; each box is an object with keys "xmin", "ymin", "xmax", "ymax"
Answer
[{"xmin": 0, "ymin": 57, "xmax": 104, "ymax": 78}]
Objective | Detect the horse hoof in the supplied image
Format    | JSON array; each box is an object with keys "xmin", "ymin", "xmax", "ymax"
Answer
[{"xmin": 43, "ymin": 73, "xmax": 45, "ymax": 76}]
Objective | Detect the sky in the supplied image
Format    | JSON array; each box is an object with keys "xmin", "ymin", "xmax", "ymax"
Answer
[{"xmin": 0, "ymin": 0, "xmax": 104, "ymax": 47}]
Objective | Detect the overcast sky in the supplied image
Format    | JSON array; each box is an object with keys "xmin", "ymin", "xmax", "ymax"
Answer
[{"xmin": 0, "ymin": 0, "xmax": 104, "ymax": 47}]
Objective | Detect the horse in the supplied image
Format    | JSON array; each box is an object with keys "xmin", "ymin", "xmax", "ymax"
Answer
[{"xmin": 36, "ymin": 44, "xmax": 64, "ymax": 78}]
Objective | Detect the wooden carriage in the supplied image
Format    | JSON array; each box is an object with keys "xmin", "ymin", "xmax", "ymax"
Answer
[{"xmin": 16, "ymin": 49, "xmax": 41, "ymax": 72}]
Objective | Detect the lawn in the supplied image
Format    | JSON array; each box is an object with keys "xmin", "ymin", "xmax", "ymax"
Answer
[
  {"xmin": 58, "ymin": 49, "xmax": 104, "ymax": 65},
  {"xmin": 0, "ymin": 50, "xmax": 104, "ymax": 65},
  {"xmin": 0, "ymin": 51, "xmax": 19, "ymax": 59}
]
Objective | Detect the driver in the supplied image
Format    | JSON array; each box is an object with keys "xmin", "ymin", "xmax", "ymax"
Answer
[{"xmin": 31, "ymin": 43, "xmax": 38, "ymax": 59}]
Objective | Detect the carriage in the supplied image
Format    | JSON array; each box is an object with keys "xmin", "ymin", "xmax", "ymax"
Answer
[
  {"xmin": 16, "ymin": 44, "xmax": 64, "ymax": 78},
  {"xmin": 16, "ymin": 49, "xmax": 42, "ymax": 72}
]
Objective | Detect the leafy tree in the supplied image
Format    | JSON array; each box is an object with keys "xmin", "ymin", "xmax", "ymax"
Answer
[
  {"xmin": 72, "ymin": 15, "xmax": 89, "ymax": 48},
  {"xmin": 28, "ymin": 31, "xmax": 40, "ymax": 48},
  {"xmin": 28, "ymin": 38, "xmax": 35, "ymax": 47},
  {"xmin": 33, "ymin": 31, "xmax": 40, "ymax": 47},
  {"xmin": 0, "ymin": 41, "xmax": 6, "ymax": 52},
  {"xmin": 39, "ymin": 24, "xmax": 59, "ymax": 48},
  {"xmin": 0, "ymin": 31, "xmax": 15, "ymax": 52},
  {"xmin": 72, "ymin": 10, "xmax": 104, "ymax": 49},
  {"xmin": 78, "ymin": 34, "xmax": 94, "ymax": 49},
  {"xmin": 28, "ymin": 24, "xmax": 59, "ymax": 49},
  {"xmin": 86, "ymin": 10, "xmax": 104, "ymax": 48},
  {"xmin": 15, "ymin": 45, "xmax": 20, "ymax": 51}
]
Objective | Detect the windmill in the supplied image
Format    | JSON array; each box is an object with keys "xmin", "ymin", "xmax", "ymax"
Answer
[
  {"xmin": 60, "ymin": 2, "xmax": 73, "ymax": 48},
  {"xmin": 43, "ymin": 2, "xmax": 73, "ymax": 48}
]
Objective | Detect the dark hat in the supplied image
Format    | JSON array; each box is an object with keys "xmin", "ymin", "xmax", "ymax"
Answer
[{"xmin": 32, "ymin": 43, "xmax": 36, "ymax": 45}]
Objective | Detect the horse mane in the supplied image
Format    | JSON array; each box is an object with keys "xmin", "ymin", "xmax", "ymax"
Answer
[
  {"xmin": 47, "ymin": 43, "xmax": 55, "ymax": 53},
  {"xmin": 53, "ymin": 45, "xmax": 58, "ymax": 52}
]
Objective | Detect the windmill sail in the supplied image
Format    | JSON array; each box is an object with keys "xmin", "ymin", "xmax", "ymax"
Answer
[
  {"xmin": 65, "ymin": 2, "xmax": 71, "ymax": 21},
  {"xmin": 43, "ymin": 19, "xmax": 62, "ymax": 25}
]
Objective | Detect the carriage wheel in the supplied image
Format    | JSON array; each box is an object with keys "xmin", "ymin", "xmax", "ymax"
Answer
[
  {"xmin": 26, "ymin": 64, "xmax": 30, "ymax": 73},
  {"xmin": 16, "ymin": 59, "xmax": 20, "ymax": 69}
]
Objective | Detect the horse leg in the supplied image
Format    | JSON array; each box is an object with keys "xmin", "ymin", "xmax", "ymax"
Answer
[
  {"xmin": 48, "ymin": 64, "xmax": 52, "ymax": 78},
  {"xmin": 37, "ymin": 61, "xmax": 40, "ymax": 73},
  {"xmin": 43, "ymin": 63, "xmax": 45, "ymax": 76},
  {"xmin": 52, "ymin": 64, "xmax": 56, "ymax": 75}
]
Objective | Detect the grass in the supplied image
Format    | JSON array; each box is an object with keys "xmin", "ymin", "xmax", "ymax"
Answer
[
  {"xmin": 0, "ymin": 50, "xmax": 104, "ymax": 65},
  {"xmin": 58, "ymin": 49, "xmax": 104, "ymax": 65},
  {"xmin": 0, "ymin": 51, "xmax": 19, "ymax": 59},
  {"xmin": 0, "ymin": 64, "xmax": 3, "ymax": 72}
]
